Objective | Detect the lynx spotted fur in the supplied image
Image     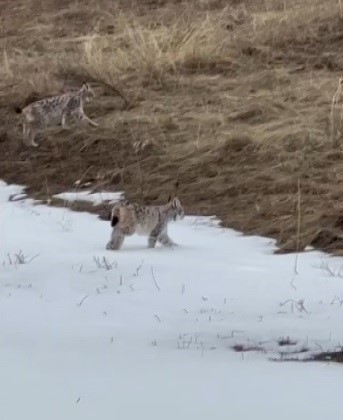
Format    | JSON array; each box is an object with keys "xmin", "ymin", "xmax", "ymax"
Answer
[
  {"xmin": 106, "ymin": 197, "xmax": 185, "ymax": 250},
  {"xmin": 15, "ymin": 82, "xmax": 97, "ymax": 147}
]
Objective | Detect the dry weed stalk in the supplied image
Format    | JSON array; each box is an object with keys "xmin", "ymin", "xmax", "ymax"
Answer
[
  {"xmin": 4, "ymin": 251, "xmax": 39, "ymax": 267},
  {"xmin": 3, "ymin": 50, "xmax": 12, "ymax": 77},
  {"xmin": 280, "ymin": 298, "xmax": 309, "ymax": 314},
  {"xmin": 93, "ymin": 256, "xmax": 117, "ymax": 270},
  {"xmin": 77, "ymin": 295, "xmax": 88, "ymax": 307},
  {"xmin": 330, "ymin": 77, "xmax": 343, "ymax": 145},
  {"xmin": 151, "ymin": 266, "xmax": 161, "ymax": 292},
  {"xmin": 319, "ymin": 260, "xmax": 343, "ymax": 278},
  {"xmin": 294, "ymin": 178, "xmax": 301, "ymax": 275}
]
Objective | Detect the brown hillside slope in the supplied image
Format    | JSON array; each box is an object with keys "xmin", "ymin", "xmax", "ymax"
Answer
[{"xmin": 2, "ymin": 0, "xmax": 343, "ymax": 254}]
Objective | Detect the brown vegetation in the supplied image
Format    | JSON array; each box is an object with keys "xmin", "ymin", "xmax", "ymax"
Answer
[{"xmin": 2, "ymin": 0, "xmax": 343, "ymax": 253}]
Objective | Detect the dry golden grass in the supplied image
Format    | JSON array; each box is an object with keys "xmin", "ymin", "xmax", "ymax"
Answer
[{"xmin": 2, "ymin": 0, "xmax": 343, "ymax": 253}]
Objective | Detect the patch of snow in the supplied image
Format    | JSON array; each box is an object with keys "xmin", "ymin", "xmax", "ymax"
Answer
[
  {"xmin": 2, "ymin": 181, "xmax": 343, "ymax": 420},
  {"xmin": 54, "ymin": 190, "xmax": 123, "ymax": 205}
]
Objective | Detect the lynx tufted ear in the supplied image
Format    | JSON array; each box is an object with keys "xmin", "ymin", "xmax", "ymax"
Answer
[
  {"xmin": 168, "ymin": 181, "xmax": 179, "ymax": 203},
  {"xmin": 172, "ymin": 197, "xmax": 180, "ymax": 208},
  {"xmin": 81, "ymin": 82, "xmax": 89, "ymax": 90}
]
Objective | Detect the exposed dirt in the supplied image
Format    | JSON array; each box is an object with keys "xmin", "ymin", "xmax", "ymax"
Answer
[
  {"xmin": 271, "ymin": 350, "xmax": 343, "ymax": 363},
  {"xmin": 3, "ymin": 0, "xmax": 343, "ymax": 254}
]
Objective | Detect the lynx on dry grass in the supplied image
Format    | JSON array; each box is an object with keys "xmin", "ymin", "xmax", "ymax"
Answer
[
  {"xmin": 15, "ymin": 82, "xmax": 98, "ymax": 147},
  {"xmin": 106, "ymin": 196, "xmax": 185, "ymax": 251}
]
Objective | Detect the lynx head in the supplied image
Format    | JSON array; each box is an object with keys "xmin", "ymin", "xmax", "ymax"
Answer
[
  {"xmin": 80, "ymin": 82, "xmax": 95, "ymax": 103},
  {"xmin": 167, "ymin": 196, "xmax": 185, "ymax": 221}
]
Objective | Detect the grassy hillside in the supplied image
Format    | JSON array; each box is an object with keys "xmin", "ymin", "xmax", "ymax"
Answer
[{"xmin": 2, "ymin": 0, "xmax": 343, "ymax": 253}]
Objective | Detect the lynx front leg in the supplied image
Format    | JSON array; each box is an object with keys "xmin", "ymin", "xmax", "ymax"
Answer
[
  {"xmin": 77, "ymin": 109, "xmax": 98, "ymax": 127},
  {"xmin": 106, "ymin": 225, "xmax": 125, "ymax": 250},
  {"xmin": 82, "ymin": 113, "xmax": 98, "ymax": 127},
  {"xmin": 158, "ymin": 229, "xmax": 177, "ymax": 247}
]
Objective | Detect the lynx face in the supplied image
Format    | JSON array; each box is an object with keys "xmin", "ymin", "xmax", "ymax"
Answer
[
  {"xmin": 81, "ymin": 83, "xmax": 95, "ymax": 103},
  {"xmin": 167, "ymin": 197, "xmax": 185, "ymax": 221}
]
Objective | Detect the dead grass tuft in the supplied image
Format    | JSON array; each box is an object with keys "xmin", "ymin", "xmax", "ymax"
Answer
[{"xmin": 66, "ymin": 8, "xmax": 237, "ymax": 87}]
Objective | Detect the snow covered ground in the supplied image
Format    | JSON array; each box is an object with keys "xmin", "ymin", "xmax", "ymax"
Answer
[
  {"xmin": 1, "ymin": 180, "xmax": 343, "ymax": 420},
  {"xmin": 54, "ymin": 190, "xmax": 122, "ymax": 205}
]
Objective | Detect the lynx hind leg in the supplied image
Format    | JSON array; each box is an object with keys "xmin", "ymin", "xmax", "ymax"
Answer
[
  {"xmin": 106, "ymin": 224, "xmax": 125, "ymax": 251},
  {"xmin": 61, "ymin": 110, "xmax": 71, "ymax": 129},
  {"xmin": 22, "ymin": 123, "xmax": 29, "ymax": 146},
  {"xmin": 148, "ymin": 222, "xmax": 166, "ymax": 249},
  {"xmin": 29, "ymin": 127, "xmax": 39, "ymax": 147}
]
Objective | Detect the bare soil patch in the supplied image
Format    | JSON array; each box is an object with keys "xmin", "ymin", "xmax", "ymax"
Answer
[{"xmin": 271, "ymin": 350, "xmax": 343, "ymax": 363}]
